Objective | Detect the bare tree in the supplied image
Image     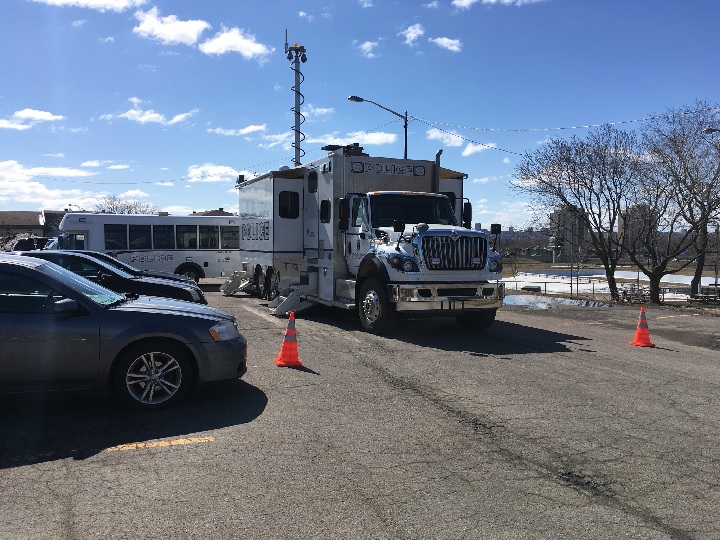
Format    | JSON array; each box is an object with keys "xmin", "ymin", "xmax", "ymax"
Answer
[
  {"xmin": 641, "ymin": 101, "xmax": 720, "ymax": 296},
  {"xmin": 513, "ymin": 125, "xmax": 640, "ymax": 301},
  {"xmin": 93, "ymin": 195, "xmax": 159, "ymax": 215}
]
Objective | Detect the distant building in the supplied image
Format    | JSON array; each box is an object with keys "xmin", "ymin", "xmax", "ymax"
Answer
[
  {"xmin": 549, "ymin": 208, "xmax": 589, "ymax": 262},
  {"xmin": 0, "ymin": 211, "xmax": 44, "ymax": 237}
]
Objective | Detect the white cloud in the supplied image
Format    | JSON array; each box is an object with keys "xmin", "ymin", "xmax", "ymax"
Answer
[
  {"xmin": 429, "ymin": 37, "xmax": 462, "ymax": 52},
  {"xmin": 107, "ymin": 164, "xmax": 130, "ymax": 170},
  {"xmin": 358, "ymin": 0, "xmax": 373, "ymax": 6},
  {"xmin": 120, "ymin": 189, "xmax": 148, "ymax": 198},
  {"xmin": 357, "ymin": 40, "xmax": 379, "ymax": 58},
  {"xmin": 399, "ymin": 24, "xmax": 425, "ymax": 46},
  {"xmin": 298, "ymin": 11, "xmax": 314, "ymax": 22},
  {"xmin": 161, "ymin": 205, "xmax": 194, "ymax": 215},
  {"xmin": 305, "ymin": 104, "xmax": 334, "ymax": 118},
  {"xmin": 156, "ymin": 181, "xmax": 174, "ymax": 186},
  {"xmin": 133, "ymin": 7, "xmax": 210, "ymax": 46},
  {"xmin": 31, "ymin": 0, "xmax": 147, "ymax": 12},
  {"xmin": 472, "ymin": 177, "xmax": 493, "ymax": 184},
  {"xmin": 462, "ymin": 142, "xmax": 497, "ymax": 156},
  {"xmin": 426, "ymin": 127, "xmax": 464, "ymax": 147},
  {"xmin": 346, "ymin": 131, "xmax": 396, "ymax": 145},
  {"xmin": 1, "ymin": 109, "xmax": 65, "ymax": 130},
  {"xmin": 208, "ymin": 124, "xmax": 267, "ymax": 136},
  {"xmin": 72, "ymin": 19, "xmax": 87, "ymax": 27},
  {"xmin": 99, "ymin": 36, "xmax": 114, "ymax": 43},
  {"xmin": 0, "ymin": 160, "xmax": 101, "ymax": 210},
  {"xmin": 424, "ymin": 1, "xmax": 440, "ymax": 7},
  {"xmin": 100, "ymin": 97, "xmax": 198, "ymax": 126},
  {"xmin": 259, "ymin": 132, "xmax": 293, "ymax": 149},
  {"xmin": 187, "ymin": 163, "xmax": 239, "ymax": 183},
  {"xmin": 44, "ymin": 153, "xmax": 65, "ymax": 158},
  {"xmin": 503, "ymin": 157, "xmax": 511, "ymax": 164},
  {"xmin": 81, "ymin": 160, "xmax": 103, "ymax": 167},
  {"xmin": 453, "ymin": 0, "xmax": 544, "ymax": 7},
  {"xmin": 199, "ymin": 27, "xmax": 274, "ymax": 61}
]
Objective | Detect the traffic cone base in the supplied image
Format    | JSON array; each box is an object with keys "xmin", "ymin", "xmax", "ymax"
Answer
[
  {"xmin": 275, "ymin": 312, "xmax": 303, "ymax": 367},
  {"xmin": 630, "ymin": 306, "xmax": 655, "ymax": 347}
]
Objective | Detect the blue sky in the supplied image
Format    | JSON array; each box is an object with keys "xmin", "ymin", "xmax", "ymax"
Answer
[{"xmin": 2, "ymin": 0, "xmax": 719, "ymax": 228}]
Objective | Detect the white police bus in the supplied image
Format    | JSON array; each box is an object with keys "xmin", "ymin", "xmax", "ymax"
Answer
[{"xmin": 56, "ymin": 212, "xmax": 241, "ymax": 282}]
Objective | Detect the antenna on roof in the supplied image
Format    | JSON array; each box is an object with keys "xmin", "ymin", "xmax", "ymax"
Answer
[{"xmin": 285, "ymin": 30, "xmax": 307, "ymax": 167}]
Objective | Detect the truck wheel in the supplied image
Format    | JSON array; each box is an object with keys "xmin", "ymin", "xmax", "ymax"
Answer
[
  {"xmin": 112, "ymin": 341, "xmax": 192, "ymax": 409},
  {"xmin": 456, "ymin": 309, "xmax": 496, "ymax": 332},
  {"xmin": 358, "ymin": 278, "xmax": 397, "ymax": 335},
  {"xmin": 176, "ymin": 265, "xmax": 201, "ymax": 283}
]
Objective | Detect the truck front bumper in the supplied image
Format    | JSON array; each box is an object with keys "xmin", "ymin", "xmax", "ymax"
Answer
[{"xmin": 388, "ymin": 282, "xmax": 504, "ymax": 313}]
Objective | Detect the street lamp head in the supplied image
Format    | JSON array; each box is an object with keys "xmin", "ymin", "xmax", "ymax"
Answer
[
  {"xmin": 347, "ymin": 95, "xmax": 364, "ymax": 103},
  {"xmin": 702, "ymin": 127, "xmax": 720, "ymax": 135}
]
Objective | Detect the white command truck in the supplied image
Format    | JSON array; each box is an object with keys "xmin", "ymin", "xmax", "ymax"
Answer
[{"xmin": 224, "ymin": 143, "xmax": 504, "ymax": 334}]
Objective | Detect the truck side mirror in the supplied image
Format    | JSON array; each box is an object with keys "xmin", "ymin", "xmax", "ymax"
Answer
[
  {"xmin": 393, "ymin": 220, "xmax": 406, "ymax": 233},
  {"xmin": 338, "ymin": 198, "xmax": 350, "ymax": 231},
  {"xmin": 462, "ymin": 202, "xmax": 472, "ymax": 229},
  {"xmin": 490, "ymin": 223, "xmax": 501, "ymax": 235}
]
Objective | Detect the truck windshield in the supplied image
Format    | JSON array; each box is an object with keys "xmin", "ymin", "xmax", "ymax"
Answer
[{"xmin": 369, "ymin": 194, "xmax": 458, "ymax": 228}]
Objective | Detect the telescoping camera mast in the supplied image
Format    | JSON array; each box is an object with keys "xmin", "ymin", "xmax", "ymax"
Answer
[{"xmin": 285, "ymin": 31, "xmax": 307, "ymax": 167}]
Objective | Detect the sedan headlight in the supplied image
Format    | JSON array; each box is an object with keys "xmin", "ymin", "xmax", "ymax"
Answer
[
  {"xmin": 387, "ymin": 255, "xmax": 420, "ymax": 273},
  {"xmin": 209, "ymin": 320, "xmax": 240, "ymax": 342}
]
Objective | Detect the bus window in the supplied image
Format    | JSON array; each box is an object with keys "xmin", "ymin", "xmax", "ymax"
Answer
[
  {"xmin": 176, "ymin": 225, "xmax": 197, "ymax": 249},
  {"xmin": 129, "ymin": 225, "xmax": 151, "ymax": 249},
  {"xmin": 220, "ymin": 226, "xmax": 240, "ymax": 249},
  {"xmin": 104, "ymin": 224, "xmax": 128, "ymax": 250},
  {"xmin": 199, "ymin": 226, "xmax": 219, "ymax": 249},
  {"xmin": 153, "ymin": 225, "xmax": 175, "ymax": 249},
  {"xmin": 59, "ymin": 233, "xmax": 85, "ymax": 250}
]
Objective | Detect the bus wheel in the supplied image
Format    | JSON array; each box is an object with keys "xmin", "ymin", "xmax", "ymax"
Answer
[{"xmin": 176, "ymin": 265, "xmax": 201, "ymax": 283}]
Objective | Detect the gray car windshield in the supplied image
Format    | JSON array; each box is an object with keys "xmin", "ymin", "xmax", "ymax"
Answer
[
  {"xmin": 44, "ymin": 262, "xmax": 125, "ymax": 306},
  {"xmin": 369, "ymin": 194, "xmax": 458, "ymax": 228}
]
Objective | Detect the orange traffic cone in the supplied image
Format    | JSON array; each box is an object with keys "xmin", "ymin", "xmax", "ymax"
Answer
[
  {"xmin": 630, "ymin": 306, "xmax": 655, "ymax": 347},
  {"xmin": 274, "ymin": 311, "xmax": 303, "ymax": 367}
]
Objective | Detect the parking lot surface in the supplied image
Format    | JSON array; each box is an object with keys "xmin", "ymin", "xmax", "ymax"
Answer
[{"xmin": 1, "ymin": 290, "xmax": 719, "ymax": 539}]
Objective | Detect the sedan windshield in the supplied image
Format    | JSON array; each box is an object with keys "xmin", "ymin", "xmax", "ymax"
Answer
[{"xmin": 43, "ymin": 263, "xmax": 125, "ymax": 306}]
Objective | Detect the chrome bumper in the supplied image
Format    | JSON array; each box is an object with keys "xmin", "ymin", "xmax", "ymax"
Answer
[{"xmin": 388, "ymin": 282, "xmax": 504, "ymax": 312}]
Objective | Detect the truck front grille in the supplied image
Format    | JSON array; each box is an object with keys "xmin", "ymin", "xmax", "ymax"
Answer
[{"xmin": 420, "ymin": 235, "xmax": 487, "ymax": 270}]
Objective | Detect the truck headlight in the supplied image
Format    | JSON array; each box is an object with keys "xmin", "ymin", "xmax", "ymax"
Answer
[
  {"xmin": 209, "ymin": 320, "xmax": 240, "ymax": 342},
  {"xmin": 387, "ymin": 255, "xmax": 419, "ymax": 273},
  {"xmin": 489, "ymin": 259, "xmax": 503, "ymax": 272}
]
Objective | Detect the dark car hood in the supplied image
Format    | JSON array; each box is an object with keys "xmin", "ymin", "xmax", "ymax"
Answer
[
  {"xmin": 111, "ymin": 295, "xmax": 233, "ymax": 321},
  {"xmin": 131, "ymin": 276, "xmax": 198, "ymax": 289},
  {"xmin": 139, "ymin": 270, "xmax": 194, "ymax": 283}
]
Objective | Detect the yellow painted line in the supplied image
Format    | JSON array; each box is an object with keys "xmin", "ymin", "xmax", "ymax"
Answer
[{"xmin": 105, "ymin": 436, "xmax": 214, "ymax": 452}]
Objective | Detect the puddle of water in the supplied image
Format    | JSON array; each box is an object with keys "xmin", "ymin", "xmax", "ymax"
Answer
[{"xmin": 504, "ymin": 294, "xmax": 611, "ymax": 309}]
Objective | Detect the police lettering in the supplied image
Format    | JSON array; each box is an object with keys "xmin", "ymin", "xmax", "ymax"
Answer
[{"xmin": 241, "ymin": 221, "xmax": 270, "ymax": 241}]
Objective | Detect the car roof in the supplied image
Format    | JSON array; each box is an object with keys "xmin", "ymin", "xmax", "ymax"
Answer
[{"xmin": 0, "ymin": 253, "xmax": 49, "ymax": 269}]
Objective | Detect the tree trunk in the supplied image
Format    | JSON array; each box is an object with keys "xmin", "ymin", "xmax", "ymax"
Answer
[
  {"xmin": 605, "ymin": 271, "xmax": 620, "ymax": 302},
  {"xmin": 648, "ymin": 272, "xmax": 663, "ymax": 304},
  {"xmin": 691, "ymin": 249, "xmax": 707, "ymax": 297}
]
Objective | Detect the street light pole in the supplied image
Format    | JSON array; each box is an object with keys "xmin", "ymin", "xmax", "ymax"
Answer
[{"xmin": 348, "ymin": 95, "xmax": 408, "ymax": 159}]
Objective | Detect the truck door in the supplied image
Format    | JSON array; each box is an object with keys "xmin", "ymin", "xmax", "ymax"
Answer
[
  {"xmin": 345, "ymin": 195, "xmax": 371, "ymax": 278},
  {"xmin": 303, "ymin": 170, "xmax": 320, "ymax": 259}
]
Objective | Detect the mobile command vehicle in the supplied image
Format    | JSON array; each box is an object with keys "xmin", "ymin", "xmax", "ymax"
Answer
[
  {"xmin": 56, "ymin": 213, "xmax": 241, "ymax": 282},
  {"xmin": 224, "ymin": 144, "xmax": 504, "ymax": 334}
]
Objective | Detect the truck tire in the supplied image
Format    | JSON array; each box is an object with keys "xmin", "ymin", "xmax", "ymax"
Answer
[
  {"xmin": 175, "ymin": 264, "xmax": 201, "ymax": 283},
  {"xmin": 456, "ymin": 309, "xmax": 496, "ymax": 332},
  {"xmin": 358, "ymin": 278, "xmax": 397, "ymax": 335}
]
